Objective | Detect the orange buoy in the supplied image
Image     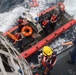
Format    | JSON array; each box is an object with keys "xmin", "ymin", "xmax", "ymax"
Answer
[
  {"xmin": 7, "ymin": 32, "xmax": 18, "ymax": 41},
  {"xmin": 21, "ymin": 25, "xmax": 33, "ymax": 37}
]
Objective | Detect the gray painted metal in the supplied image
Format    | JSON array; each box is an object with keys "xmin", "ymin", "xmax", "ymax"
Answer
[{"xmin": 0, "ymin": 32, "xmax": 33, "ymax": 75}]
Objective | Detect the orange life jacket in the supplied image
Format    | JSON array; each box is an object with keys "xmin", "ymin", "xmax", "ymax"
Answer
[
  {"xmin": 42, "ymin": 54, "xmax": 56, "ymax": 67},
  {"xmin": 42, "ymin": 20, "xmax": 49, "ymax": 26},
  {"xmin": 14, "ymin": 33, "xmax": 21, "ymax": 40},
  {"xmin": 51, "ymin": 15, "xmax": 57, "ymax": 21}
]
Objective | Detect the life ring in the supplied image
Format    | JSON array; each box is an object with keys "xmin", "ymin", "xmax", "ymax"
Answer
[{"xmin": 21, "ymin": 25, "xmax": 33, "ymax": 37}]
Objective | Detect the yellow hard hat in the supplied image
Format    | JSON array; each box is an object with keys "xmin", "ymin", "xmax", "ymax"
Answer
[{"xmin": 42, "ymin": 46, "xmax": 53, "ymax": 56}]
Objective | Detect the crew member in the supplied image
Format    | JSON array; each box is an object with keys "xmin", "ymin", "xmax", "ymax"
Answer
[
  {"xmin": 14, "ymin": 32, "xmax": 24, "ymax": 52},
  {"xmin": 42, "ymin": 20, "xmax": 50, "ymax": 35},
  {"xmin": 61, "ymin": 38, "xmax": 76, "ymax": 65},
  {"xmin": 50, "ymin": 13, "xmax": 58, "ymax": 31},
  {"xmin": 17, "ymin": 16, "xmax": 28, "ymax": 33},
  {"xmin": 38, "ymin": 46, "xmax": 57, "ymax": 75},
  {"xmin": 58, "ymin": 3, "xmax": 65, "ymax": 14},
  {"xmin": 17, "ymin": 16, "xmax": 24, "ymax": 32}
]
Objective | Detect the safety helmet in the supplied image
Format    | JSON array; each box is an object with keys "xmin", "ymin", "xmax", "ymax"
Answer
[{"xmin": 42, "ymin": 46, "xmax": 53, "ymax": 56}]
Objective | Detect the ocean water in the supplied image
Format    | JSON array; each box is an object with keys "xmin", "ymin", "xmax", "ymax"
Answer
[
  {"xmin": 0, "ymin": 0, "xmax": 76, "ymax": 54},
  {"xmin": 0, "ymin": 0, "xmax": 25, "ymax": 32},
  {"xmin": 48, "ymin": 0, "xmax": 76, "ymax": 54},
  {"xmin": 0, "ymin": 0, "xmax": 76, "ymax": 32},
  {"xmin": 49, "ymin": 0, "xmax": 76, "ymax": 54},
  {"xmin": 0, "ymin": 0, "xmax": 24, "ymax": 13},
  {"xmin": 0, "ymin": 0, "xmax": 64, "ymax": 33},
  {"xmin": 64, "ymin": 0, "xmax": 76, "ymax": 19}
]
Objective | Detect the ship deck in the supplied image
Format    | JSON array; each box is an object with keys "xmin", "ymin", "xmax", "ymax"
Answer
[
  {"xmin": 26, "ymin": 46, "xmax": 76, "ymax": 75},
  {"xmin": 50, "ymin": 46, "xmax": 76, "ymax": 75}
]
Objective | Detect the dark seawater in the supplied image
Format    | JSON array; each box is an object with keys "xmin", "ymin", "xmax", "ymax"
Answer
[
  {"xmin": 0, "ymin": 0, "xmax": 24, "ymax": 13},
  {"xmin": 49, "ymin": 24, "xmax": 76, "ymax": 54},
  {"xmin": 0, "ymin": 0, "xmax": 64, "ymax": 13},
  {"xmin": 1, "ymin": 0, "xmax": 73, "ymax": 54}
]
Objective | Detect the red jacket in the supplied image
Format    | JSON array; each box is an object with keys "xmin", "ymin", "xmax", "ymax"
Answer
[
  {"xmin": 42, "ymin": 53, "xmax": 57, "ymax": 67},
  {"xmin": 42, "ymin": 20, "xmax": 49, "ymax": 26},
  {"xmin": 18, "ymin": 19, "xmax": 23, "ymax": 25},
  {"xmin": 51, "ymin": 15, "xmax": 57, "ymax": 21}
]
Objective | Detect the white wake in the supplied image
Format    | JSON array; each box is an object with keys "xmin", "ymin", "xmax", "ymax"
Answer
[
  {"xmin": 64, "ymin": 0, "xmax": 76, "ymax": 19},
  {"xmin": 0, "ymin": 0, "xmax": 76, "ymax": 33}
]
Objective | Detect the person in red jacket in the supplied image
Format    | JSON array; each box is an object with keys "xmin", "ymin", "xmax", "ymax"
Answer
[
  {"xmin": 17, "ymin": 16, "xmax": 28, "ymax": 33},
  {"xmin": 50, "ymin": 13, "xmax": 58, "ymax": 31},
  {"xmin": 14, "ymin": 32, "xmax": 24, "ymax": 52},
  {"xmin": 42, "ymin": 20, "xmax": 50, "ymax": 35},
  {"xmin": 38, "ymin": 46, "xmax": 57, "ymax": 75},
  {"xmin": 58, "ymin": 3, "xmax": 65, "ymax": 14},
  {"xmin": 17, "ymin": 16, "xmax": 24, "ymax": 33},
  {"xmin": 41, "ymin": 13, "xmax": 58, "ymax": 35}
]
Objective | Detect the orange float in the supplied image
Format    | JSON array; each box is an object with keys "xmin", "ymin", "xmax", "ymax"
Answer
[
  {"xmin": 21, "ymin": 25, "xmax": 33, "ymax": 37},
  {"xmin": 7, "ymin": 32, "xmax": 18, "ymax": 41}
]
